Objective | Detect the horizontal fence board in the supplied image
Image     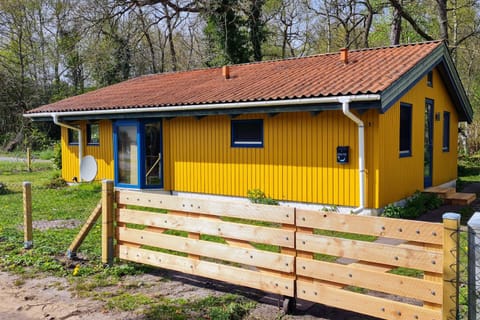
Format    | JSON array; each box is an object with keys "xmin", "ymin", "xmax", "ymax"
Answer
[
  {"xmin": 117, "ymin": 208, "xmax": 294, "ymax": 248},
  {"xmin": 116, "ymin": 191, "xmax": 294, "ymax": 224},
  {"xmin": 118, "ymin": 227, "xmax": 295, "ymax": 273},
  {"xmin": 296, "ymin": 280, "xmax": 441, "ymax": 320},
  {"xmin": 296, "ymin": 209, "xmax": 443, "ymax": 245},
  {"xmin": 296, "ymin": 258, "xmax": 442, "ymax": 304},
  {"xmin": 118, "ymin": 245, "xmax": 295, "ymax": 296},
  {"xmin": 296, "ymin": 233, "xmax": 442, "ymax": 273}
]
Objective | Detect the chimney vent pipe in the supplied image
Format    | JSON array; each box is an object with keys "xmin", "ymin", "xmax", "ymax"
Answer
[
  {"xmin": 340, "ymin": 48, "xmax": 349, "ymax": 64},
  {"xmin": 222, "ymin": 66, "xmax": 230, "ymax": 79}
]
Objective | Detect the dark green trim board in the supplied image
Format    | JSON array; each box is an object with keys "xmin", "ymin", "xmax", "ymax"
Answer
[{"xmin": 381, "ymin": 43, "xmax": 472, "ymax": 123}]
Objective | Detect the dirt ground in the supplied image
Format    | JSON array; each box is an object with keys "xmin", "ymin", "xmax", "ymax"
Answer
[{"xmin": 0, "ymin": 268, "xmax": 377, "ymax": 320}]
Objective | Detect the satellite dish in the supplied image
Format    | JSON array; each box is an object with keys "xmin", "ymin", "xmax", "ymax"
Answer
[{"xmin": 80, "ymin": 155, "xmax": 98, "ymax": 182}]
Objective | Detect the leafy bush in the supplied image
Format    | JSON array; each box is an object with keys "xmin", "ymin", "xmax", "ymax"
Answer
[
  {"xmin": 37, "ymin": 149, "xmax": 55, "ymax": 160},
  {"xmin": 25, "ymin": 126, "xmax": 55, "ymax": 151},
  {"xmin": 382, "ymin": 191, "xmax": 442, "ymax": 220},
  {"xmin": 52, "ymin": 142, "xmax": 62, "ymax": 169},
  {"xmin": 247, "ymin": 189, "xmax": 278, "ymax": 205},
  {"xmin": 382, "ymin": 204, "xmax": 403, "ymax": 219},
  {"xmin": 45, "ymin": 173, "xmax": 68, "ymax": 189},
  {"xmin": 0, "ymin": 182, "xmax": 10, "ymax": 195}
]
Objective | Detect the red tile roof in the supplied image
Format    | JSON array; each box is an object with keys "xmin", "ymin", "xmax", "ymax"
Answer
[{"xmin": 28, "ymin": 41, "xmax": 443, "ymax": 115}]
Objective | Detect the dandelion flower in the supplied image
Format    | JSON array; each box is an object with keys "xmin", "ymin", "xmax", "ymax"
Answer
[{"xmin": 73, "ymin": 265, "xmax": 80, "ymax": 276}]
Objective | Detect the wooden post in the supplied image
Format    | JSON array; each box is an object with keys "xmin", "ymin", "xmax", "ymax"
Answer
[
  {"xmin": 23, "ymin": 182, "xmax": 33, "ymax": 249},
  {"xmin": 102, "ymin": 180, "xmax": 114, "ymax": 266},
  {"xmin": 442, "ymin": 213, "xmax": 460, "ymax": 320},
  {"xmin": 67, "ymin": 200, "xmax": 102, "ymax": 259},
  {"xmin": 26, "ymin": 148, "xmax": 31, "ymax": 172},
  {"xmin": 468, "ymin": 212, "xmax": 480, "ymax": 320}
]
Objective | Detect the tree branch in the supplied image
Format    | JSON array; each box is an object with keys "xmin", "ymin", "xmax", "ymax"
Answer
[
  {"xmin": 388, "ymin": 0, "xmax": 434, "ymax": 41},
  {"xmin": 132, "ymin": 0, "xmax": 201, "ymax": 13}
]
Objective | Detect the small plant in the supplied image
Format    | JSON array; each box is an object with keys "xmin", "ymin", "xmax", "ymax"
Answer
[
  {"xmin": 247, "ymin": 189, "xmax": 278, "ymax": 205},
  {"xmin": 381, "ymin": 191, "xmax": 443, "ymax": 220},
  {"xmin": 45, "ymin": 173, "xmax": 67, "ymax": 189},
  {"xmin": 321, "ymin": 205, "xmax": 338, "ymax": 212},
  {"xmin": 0, "ymin": 182, "xmax": 10, "ymax": 195},
  {"xmin": 382, "ymin": 203, "xmax": 403, "ymax": 219}
]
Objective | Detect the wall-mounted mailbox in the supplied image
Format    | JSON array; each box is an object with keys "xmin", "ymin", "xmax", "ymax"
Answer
[{"xmin": 337, "ymin": 146, "xmax": 349, "ymax": 164}]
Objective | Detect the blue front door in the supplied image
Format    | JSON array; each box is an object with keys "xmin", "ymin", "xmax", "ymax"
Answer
[
  {"xmin": 114, "ymin": 120, "xmax": 163, "ymax": 189},
  {"xmin": 424, "ymin": 99, "xmax": 434, "ymax": 188}
]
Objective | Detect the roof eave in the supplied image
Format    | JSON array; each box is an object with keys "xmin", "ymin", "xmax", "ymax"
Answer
[
  {"xmin": 380, "ymin": 43, "xmax": 473, "ymax": 123},
  {"xmin": 24, "ymin": 95, "xmax": 382, "ymax": 121}
]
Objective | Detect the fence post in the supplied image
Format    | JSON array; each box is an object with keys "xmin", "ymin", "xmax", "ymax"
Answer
[
  {"xmin": 468, "ymin": 212, "xmax": 480, "ymax": 320},
  {"xmin": 101, "ymin": 180, "xmax": 114, "ymax": 266},
  {"xmin": 443, "ymin": 213, "xmax": 460, "ymax": 320},
  {"xmin": 23, "ymin": 181, "xmax": 33, "ymax": 249},
  {"xmin": 26, "ymin": 148, "xmax": 31, "ymax": 172}
]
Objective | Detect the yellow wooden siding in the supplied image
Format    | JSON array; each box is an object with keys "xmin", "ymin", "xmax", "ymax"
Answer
[
  {"xmin": 377, "ymin": 68, "xmax": 459, "ymax": 207},
  {"xmin": 431, "ymin": 70, "xmax": 459, "ymax": 186},
  {"xmin": 164, "ymin": 111, "xmax": 378, "ymax": 207},
  {"xmin": 61, "ymin": 120, "xmax": 114, "ymax": 182}
]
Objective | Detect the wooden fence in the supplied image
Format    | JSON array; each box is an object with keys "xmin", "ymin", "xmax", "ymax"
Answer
[{"xmin": 101, "ymin": 181, "xmax": 460, "ymax": 320}]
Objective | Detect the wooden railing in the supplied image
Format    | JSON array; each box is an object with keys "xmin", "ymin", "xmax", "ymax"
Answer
[
  {"xmin": 111, "ymin": 185, "xmax": 296, "ymax": 299},
  {"xmin": 101, "ymin": 181, "xmax": 460, "ymax": 320},
  {"xmin": 295, "ymin": 209, "xmax": 456, "ymax": 320}
]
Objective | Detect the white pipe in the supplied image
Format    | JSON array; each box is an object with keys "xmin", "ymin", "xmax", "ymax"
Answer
[
  {"xmin": 24, "ymin": 95, "xmax": 381, "ymax": 118},
  {"xmin": 52, "ymin": 114, "xmax": 83, "ymax": 182},
  {"xmin": 339, "ymin": 97, "xmax": 366, "ymax": 213}
]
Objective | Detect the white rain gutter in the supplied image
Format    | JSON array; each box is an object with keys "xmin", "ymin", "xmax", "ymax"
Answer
[
  {"xmin": 339, "ymin": 97, "xmax": 368, "ymax": 213},
  {"xmin": 29, "ymin": 94, "xmax": 381, "ymax": 209},
  {"xmin": 24, "ymin": 95, "xmax": 381, "ymax": 118},
  {"xmin": 52, "ymin": 114, "xmax": 83, "ymax": 182}
]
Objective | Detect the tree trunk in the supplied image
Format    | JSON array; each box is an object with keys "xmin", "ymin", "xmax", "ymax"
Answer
[
  {"xmin": 390, "ymin": 6, "xmax": 401, "ymax": 45},
  {"xmin": 436, "ymin": 0, "xmax": 448, "ymax": 42},
  {"xmin": 249, "ymin": 0, "xmax": 264, "ymax": 61},
  {"xmin": 362, "ymin": 1, "xmax": 374, "ymax": 48},
  {"xmin": 163, "ymin": 4, "xmax": 177, "ymax": 71}
]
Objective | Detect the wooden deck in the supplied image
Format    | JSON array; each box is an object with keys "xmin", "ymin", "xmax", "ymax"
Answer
[{"xmin": 423, "ymin": 186, "xmax": 476, "ymax": 205}]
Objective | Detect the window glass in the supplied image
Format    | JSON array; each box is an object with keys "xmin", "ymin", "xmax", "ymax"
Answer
[
  {"xmin": 117, "ymin": 125, "xmax": 138, "ymax": 185},
  {"xmin": 68, "ymin": 128, "xmax": 79, "ymax": 145},
  {"xmin": 427, "ymin": 71, "xmax": 433, "ymax": 87},
  {"xmin": 231, "ymin": 119, "xmax": 263, "ymax": 148},
  {"xmin": 87, "ymin": 123, "xmax": 100, "ymax": 145},
  {"xmin": 443, "ymin": 112, "xmax": 450, "ymax": 152},
  {"xmin": 399, "ymin": 103, "xmax": 412, "ymax": 157}
]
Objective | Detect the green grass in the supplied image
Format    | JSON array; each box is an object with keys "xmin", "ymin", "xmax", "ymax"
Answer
[
  {"xmin": 311, "ymin": 229, "xmax": 377, "ymax": 262},
  {"xmin": 458, "ymin": 155, "xmax": 480, "ymax": 183},
  {"xmin": 0, "ymin": 160, "xmax": 118, "ymax": 278},
  {"xmin": 143, "ymin": 294, "xmax": 256, "ymax": 320}
]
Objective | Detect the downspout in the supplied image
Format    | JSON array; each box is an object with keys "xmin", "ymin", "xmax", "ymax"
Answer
[
  {"xmin": 52, "ymin": 114, "xmax": 83, "ymax": 182},
  {"xmin": 339, "ymin": 97, "xmax": 365, "ymax": 214}
]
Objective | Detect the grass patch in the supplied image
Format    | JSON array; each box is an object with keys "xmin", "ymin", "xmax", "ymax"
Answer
[
  {"xmin": 458, "ymin": 155, "xmax": 480, "ymax": 183},
  {"xmin": 0, "ymin": 160, "xmax": 136, "ymax": 290},
  {"xmin": 143, "ymin": 294, "xmax": 255, "ymax": 320},
  {"xmin": 313, "ymin": 229, "xmax": 377, "ymax": 242},
  {"xmin": 388, "ymin": 267, "xmax": 423, "ymax": 278},
  {"xmin": 221, "ymin": 216, "xmax": 280, "ymax": 228},
  {"xmin": 106, "ymin": 293, "xmax": 154, "ymax": 311}
]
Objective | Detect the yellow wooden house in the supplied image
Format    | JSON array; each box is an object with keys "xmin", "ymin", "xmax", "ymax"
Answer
[{"xmin": 25, "ymin": 41, "xmax": 473, "ymax": 214}]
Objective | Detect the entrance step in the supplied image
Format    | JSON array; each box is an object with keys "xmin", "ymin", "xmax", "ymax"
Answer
[
  {"xmin": 444, "ymin": 192, "xmax": 476, "ymax": 206},
  {"xmin": 423, "ymin": 186, "xmax": 456, "ymax": 199}
]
